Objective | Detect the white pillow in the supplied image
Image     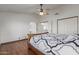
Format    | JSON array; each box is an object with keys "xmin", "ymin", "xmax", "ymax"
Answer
[
  {"xmin": 41, "ymin": 34, "xmax": 48, "ymax": 39},
  {"xmin": 56, "ymin": 34, "xmax": 68, "ymax": 41},
  {"xmin": 47, "ymin": 33, "xmax": 56, "ymax": 37}
]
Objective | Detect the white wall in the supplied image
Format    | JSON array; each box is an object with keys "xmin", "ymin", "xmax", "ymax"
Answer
[
  {"xmin": 38, "ymin": 5, "xmax": 79, "ymax": 34},
  {"xmin": 0, "ymin": 12, "xmax": 39, "ymax": 43},
  {"xmin": 1, "ymin": 5, "xmax": 79, "ymax": 44}
]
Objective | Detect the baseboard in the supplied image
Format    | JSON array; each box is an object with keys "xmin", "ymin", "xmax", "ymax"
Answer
[{"xmin": 1, "ymin": 39, "xmax": 27, "ymax": 45}]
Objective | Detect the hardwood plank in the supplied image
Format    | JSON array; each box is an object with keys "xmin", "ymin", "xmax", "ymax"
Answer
[{"xmin": 0, "ymin": 39, "xmax": 28, "ymax": 55}]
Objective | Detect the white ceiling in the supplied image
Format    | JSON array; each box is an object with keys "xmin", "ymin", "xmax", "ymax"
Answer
[{"xmin": 0, "ymin": 4, "xmax": 63, "ymax": 14}]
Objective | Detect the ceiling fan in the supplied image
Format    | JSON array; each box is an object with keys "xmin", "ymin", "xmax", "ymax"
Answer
[
  {"xmin": 36, "ymin": 4, "xmax": 59, "ymax": 16},
  {"xmin": 38, "ymin": 4, "xmax": 48, "ymax": 16}
]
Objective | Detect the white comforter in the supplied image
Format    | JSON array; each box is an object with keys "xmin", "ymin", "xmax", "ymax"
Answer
[{"xmin": 30, "ymin": 34, "xmax": 79, "ymax": 55}]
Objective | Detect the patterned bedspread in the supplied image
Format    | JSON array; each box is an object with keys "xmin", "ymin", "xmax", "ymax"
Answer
[{"xmin": 30, "ymin": 33, "xmax": 79, "ymax": 55}]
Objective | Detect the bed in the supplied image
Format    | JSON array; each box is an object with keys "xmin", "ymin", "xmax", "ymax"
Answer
[{"xmin": 27, "ymin": 32, "xmax": 79, "ymax": 55}]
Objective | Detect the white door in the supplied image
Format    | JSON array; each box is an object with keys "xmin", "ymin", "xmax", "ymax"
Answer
[{"xmin": 58, "ymin": 17, "xmax": 78, "ymax": 34}]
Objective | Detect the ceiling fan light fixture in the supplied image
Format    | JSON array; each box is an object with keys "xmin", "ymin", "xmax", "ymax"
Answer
[
  {"xmin": 39, "ymin": 4, "xmax": 48, "ymax": 16},
  {"xmin": 39, "ymin": 11, "xmax": 44, "ymax": 15},
  {"xmin": 39, "ymin": 4, "xmax": 44, "ymax": 16}
]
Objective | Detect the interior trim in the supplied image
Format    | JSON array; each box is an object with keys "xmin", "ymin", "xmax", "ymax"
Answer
[{"xmin": 1, "ymin": 39, "xmax": 27, "ymax": 45}]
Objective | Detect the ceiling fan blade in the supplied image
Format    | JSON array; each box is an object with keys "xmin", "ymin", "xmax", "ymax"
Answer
[{"xmin": 36, "ymin": 9, "xmax": 48, "ymax": 12}]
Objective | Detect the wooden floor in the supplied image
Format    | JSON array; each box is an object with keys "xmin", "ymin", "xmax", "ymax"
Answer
[{"xmin": 0, "ymin": 39, "xmax": 35, "ymax": 55}]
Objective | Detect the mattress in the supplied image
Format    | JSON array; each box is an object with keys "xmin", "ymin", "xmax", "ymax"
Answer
[{"xmin": 30, "ymin": 33, "xmax": 79, "ymax": 55}]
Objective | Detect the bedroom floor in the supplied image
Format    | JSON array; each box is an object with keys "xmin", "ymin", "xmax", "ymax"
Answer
[{"xmin": 0, "ymin": 39, "xmax": 35, "ymax": 55}]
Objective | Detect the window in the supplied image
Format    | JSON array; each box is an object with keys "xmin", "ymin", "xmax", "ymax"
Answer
[
  {"xmin": 41, "ymin": 22, "xmax": 48, "ymax": 31},
  {"xmin": 40, "ymin": 21, "xmax": 51, "ymax": 33}
]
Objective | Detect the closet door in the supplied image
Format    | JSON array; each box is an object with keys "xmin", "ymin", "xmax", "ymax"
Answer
[{"xmin": 58, "ymin": 16, "xmax": 78, "ymax": 34}]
